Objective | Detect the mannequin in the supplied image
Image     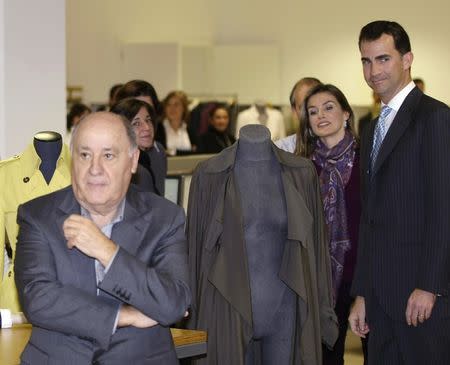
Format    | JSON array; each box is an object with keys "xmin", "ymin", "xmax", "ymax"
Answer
[
  {"xmin": 254, "ymin": 100, "xmax": 268, "ymax": 125},
  {"xmin": 33, "ymin": 131, "xmax": 63, "ymax": 184},
  {"xmin": 187, "ymin": 123, "xmax": 337, "ymax": 364},
  {"xmin": 235, "ymin": 125, "xmax": 296, "ymax": 364},
  {"xmin": 235, "ymin": 103, "xmax": 286, "ymax": 140},
  {"xmin": 0, "ymin": 132, "xmax": 71, "ymax": 312}
]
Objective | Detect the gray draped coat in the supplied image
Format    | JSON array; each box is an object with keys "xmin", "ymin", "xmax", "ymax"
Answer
[{"xmin": 187, "ymin": 143, "xmax": 338, "ymax": 364}]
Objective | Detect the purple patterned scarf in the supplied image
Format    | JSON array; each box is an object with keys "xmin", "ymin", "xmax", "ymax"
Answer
[{"xmin": 311, "ymin": 130, "xmax": 356, "ymax": 303}]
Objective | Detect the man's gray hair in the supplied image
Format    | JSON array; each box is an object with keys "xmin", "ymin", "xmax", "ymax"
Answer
[{"xmin": 70, "ymin": 111, "xmax": 138, "ymax": 156}]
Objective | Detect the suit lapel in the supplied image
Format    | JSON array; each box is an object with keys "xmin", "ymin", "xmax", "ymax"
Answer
[
  {"xmin": 362, "ymin": 119, "xmax": 376, "ymax": 187},
  {"xmin": 56, "ymin": 188, "xmax": 97, "ymax": 294},
  {"xmin": 372, "ymin": 88, "xmax": 422, "ymax": 176},
  {"xmin": 110, "ymin": 198, "xmax": 150, "ymax": 256}
]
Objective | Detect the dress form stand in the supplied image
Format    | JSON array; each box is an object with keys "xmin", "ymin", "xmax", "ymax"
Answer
[
  {"xmin": 235, "ymin": 125, "xmax": 296, "ymax": 365},
  {"xmin": 33, "ymin": 131, "xmax": 62, "ymax": 184}
]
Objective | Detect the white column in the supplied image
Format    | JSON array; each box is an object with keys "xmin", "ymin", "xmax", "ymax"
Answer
[{"xmin": 0, "ymin": 0, "xmax": 66, "ymax": 158}]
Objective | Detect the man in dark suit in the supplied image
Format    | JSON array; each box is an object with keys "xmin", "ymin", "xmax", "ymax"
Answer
[
  {"xmin": 349, "ymin": 20, "xmax": 450, "ymax": 364},
  {"xmin": 15, "ymin": 112, "xmax": 191, "ymax": 364}
]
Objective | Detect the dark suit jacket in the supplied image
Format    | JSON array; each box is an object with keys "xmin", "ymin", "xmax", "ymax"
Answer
[
  {"xmin": 187, "ymin": 143, "xmax": 338, "ymax": 365},
  {"xmin": 15, "ymin": 185, "xmax": 191, "ymax": 365},
  {"xmin": 351, "ymin": 87, "xmax": 450, "ymax": 321}
]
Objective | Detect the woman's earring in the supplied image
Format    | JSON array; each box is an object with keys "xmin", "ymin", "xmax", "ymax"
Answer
[{"xmin": 308, "ymin": 128, "xmax": 315, "ymax": 137}]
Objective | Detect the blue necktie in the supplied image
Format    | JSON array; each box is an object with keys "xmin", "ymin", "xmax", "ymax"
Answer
[{"xmin": 371, "ymin": 105, "xmax": 392, "ymax": 171}]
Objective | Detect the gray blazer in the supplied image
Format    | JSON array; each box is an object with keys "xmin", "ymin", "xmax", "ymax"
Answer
[{"xmin": 15, "ymin": 185, "xmax": 191, "ymax": 365}]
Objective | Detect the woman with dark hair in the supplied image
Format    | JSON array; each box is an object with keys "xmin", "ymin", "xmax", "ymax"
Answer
[
  {"xmin": 114, "ymin": 80, "xmax": 162, "ymax": 114},
  {"xmin": 110, "ymin": 98, "xmax": 167, "ymax": 196},
  {"xmin": 162, "ymin": 90, "xmax": 195, "ymax": 155},
  {"xmin": 66, "ymin": 103, "xmax": 91, "ymax": 144},
  {"xmin": 198, "ymin": 104, "xmax": 235, "ymax": 153},
  {"xmin": 114, "ymin": 79, "xmax": 167, "ymax": 148},
  {"xmin": 280, "ymin": 84, "xmax": 367, "ymax": 365}
]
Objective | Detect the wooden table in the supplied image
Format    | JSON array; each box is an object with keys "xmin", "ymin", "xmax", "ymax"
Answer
[{"xmin": 0, "ymin": 325, "xmax": 207, "ymax": 364}]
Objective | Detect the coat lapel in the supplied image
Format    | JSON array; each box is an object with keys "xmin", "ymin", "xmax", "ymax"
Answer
[
  {"xmin": 279, "ymin": 169, "xmax": 313, "ymax": 302},
  {"xmin": 207, "ymin": 174, "xmax": 253, "ymax": 326},
  {"xmin": 202, "ymin": 179, "xmax": 225, "ymax": 251}
]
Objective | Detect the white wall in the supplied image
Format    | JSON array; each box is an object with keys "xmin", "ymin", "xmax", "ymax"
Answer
[
  {"xmin": 0, "ymin": 1, "xmax": 5, "ymax": 158},
  {"xmin": 210, "ymin": 45, "xmax": 280, "ymax": 104},
  {"xmin": 0, "ymin": 0, "xmax": 66, "ymax": 158},
  {"xmin": 66, "ymin": 0, "xmax": 213, "ymax": 103},
  {"xmin": 121, "ymin": 43, "xmax": 179, "ymax": 98},
  {"xmin": 67, "ymin": 0, "xmax": 450, "ymax": 106}
]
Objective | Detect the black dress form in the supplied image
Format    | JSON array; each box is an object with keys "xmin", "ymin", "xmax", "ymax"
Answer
[
  {"xmin": 33, "ymin": 131, "xmax": 62, "ymax": 184},
  {"xmin": 235, "ymin": 125, "xmax": 296, "ymax": 365}
]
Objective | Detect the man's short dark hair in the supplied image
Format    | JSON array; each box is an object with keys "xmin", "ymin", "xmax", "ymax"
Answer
[
  {"xmin": 359, "ymin": 20, "xmax": 411, "ymax": 55},
  {"xmin": 289, "ymin": 77, "xmax": 322, "ymax": 107}
]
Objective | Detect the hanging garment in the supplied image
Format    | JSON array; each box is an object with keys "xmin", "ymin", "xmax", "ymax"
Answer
[
  {"xmin": 0, "ymin": 143, "xmax": 71, "ymax": 311},
  {"xmin": 186, "ymin": 143, "xmax": 338, "ymax": 365}
]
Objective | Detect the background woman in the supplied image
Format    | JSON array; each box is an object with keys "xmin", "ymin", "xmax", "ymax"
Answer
[
  {"xmin": 198, "ymin": 104, "xmax": 235, "ymax": 153},
  {"xmin": 283, "ymin": 84, "xmax": 367, "ymax": 365},
  {"xmin": 162, "ymin": 90, "xmax": 195, "ymax": 155},
  {"xmin": 111, "ymin": 98, "xmax": 167, "ymax": 195},
  {"xmin": 114, "ymin": 79, "xmax": 167, "ymax": 148}
]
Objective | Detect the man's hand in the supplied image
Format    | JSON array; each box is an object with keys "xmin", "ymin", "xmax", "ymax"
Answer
[
  {"xmin": 63, "ymin": 214, "xmax": 117, "ymax": 267},
  {"xmin": 405, "ymin": 289, "xmax": 436, "ymax": 327},
  {"xmin": 118, "ymin": 305, "xmax": 159, "ymax": 328},
  {"xmin": 349, "ymin": 296, "xmax": 370, "ymax": 338}
]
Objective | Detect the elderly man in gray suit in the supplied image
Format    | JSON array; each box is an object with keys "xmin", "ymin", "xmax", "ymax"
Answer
[{"xmin": 15, "ymin": 112, "xmax": 191, "ymax": 364}]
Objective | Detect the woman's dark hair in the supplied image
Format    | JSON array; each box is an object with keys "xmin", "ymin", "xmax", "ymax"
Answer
[
  {"xmin": 162, "ymin": 90, "xmax": 190, "ymax": 123},
  {"xmin": 114, "ymin": 80, "xmax": 162, "ymax": 116},
  {"xmin": 66, "ymin": 103, "xmax": 91, "ymax": 132},
  {"xmin": 296, "ymin": 84, "xmax": 355, "ymax": 157},
  {"xmin": 208, "ymin": 103, "xmax": 229, "ymax": 119},
  {"xmin": 359, "ymin": 20, "xmax": 411, "ymax": 55},
  {"xmin": 110, "ymin": 98, "xmax": 157, "ymax": 129}
]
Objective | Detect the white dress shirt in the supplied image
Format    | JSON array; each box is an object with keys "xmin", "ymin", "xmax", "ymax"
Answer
[
  {"xmin": 382, "ymin": 81, "xmax": 416, "ymax": 133},
  {"xmin": 235, "ymin": 105, "xmax": 286, "ymax": 140},
  {"xmin": 163, "ymin": 119, "xmax": 192, "ymax": 156},
  {"xmin": 275, "ymin": 134, "xmax": 297, "ymax": 153}
]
